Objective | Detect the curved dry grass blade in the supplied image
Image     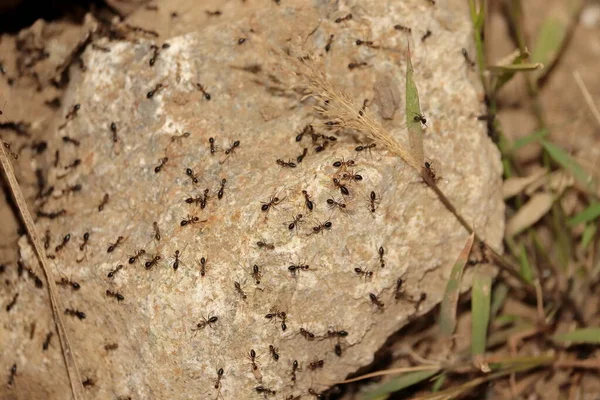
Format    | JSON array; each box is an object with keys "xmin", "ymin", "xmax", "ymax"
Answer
[
  {"xmin": 0, "ymin": 142, "xmax": 84, "ymax": 399},
  {"xmin": 362, "ymin": 369, "xmax": 441, "ymax": 400},
  {"xmin": 502, "ymin": 169, "xmax": 547, "ymax": 199},
  {"xmin": 439, "ymin": 233, "xmax": 475, "ymax": 338},
  {"xmin": 471, "ymin": 272, "xmax": 492, "ymax": 358},
  {"xmin": 340, "ymin": 365, "xmax": 442, "ymax": 384},
  {"xmin": 506, "ymin": 192, "xmax": 554, "ymax": 237},
  {"xmin": 405, "ymin": 42, "xmax": 424, "ymax": 167}
]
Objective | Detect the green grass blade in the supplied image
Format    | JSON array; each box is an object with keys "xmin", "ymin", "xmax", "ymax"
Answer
[
  {"xmin": 471, "ymin": 272, "xmax": 492, "ymax": 356},
  {"xmin": 362, "ymin": 369, "xmax": 441, "ymax": 400},
  {"xmin": 490, "ymin": 282, "xmax": 508, "ymax": 320},
  {"xmin": 567, "ymin": 202, "xmax": 600, "ymax": 226},
  {"xmin": 512, "ymin": 128, "xmax": 549, "ymax": 151},
  {"xmin": 405, "ymin": 43, "xmax": 424, "ymax": 167},
  {"xmin": 540, "ymin": 139, "xmax": 593, "ymax": 190},
  {"xmin": 430, "ymin": 373, "xmax": 446, "ymax": 392},
  {"xmin": 552, "ymin": 328, "xmax": 600, "ymax": 345},
  {"xmin": 518, "ymin": 243, "xmax": 534, "ymax": 283},
  {"xmin": 581, "ymin": 223, "xmax": 597, "ymax": 250},
  {"xmin": 531, "ymin": 16, "xmax": 568, "ymax": 81},
  {"xmin": 439, "ymin": 233, "xmax": 475, "ymax": 338}
]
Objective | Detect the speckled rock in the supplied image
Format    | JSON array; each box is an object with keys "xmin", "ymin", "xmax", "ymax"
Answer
[{"xmin": 3, "ymin": 0, "xmax": 503, "ymax": 399}]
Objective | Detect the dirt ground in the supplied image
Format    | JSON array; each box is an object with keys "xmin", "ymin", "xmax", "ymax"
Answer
[{"xmin": 1, "ymin": 0, "xmax": 599, "ymax": 399}]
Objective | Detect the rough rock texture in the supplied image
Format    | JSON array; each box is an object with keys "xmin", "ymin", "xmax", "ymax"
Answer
[{"xmin": 2, "ymin": 1, "xmax": 503, "ymax": 399}]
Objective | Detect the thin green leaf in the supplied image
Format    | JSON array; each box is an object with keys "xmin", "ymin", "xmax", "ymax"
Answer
[
  {"xmin": 492, "ymin": 51, "xmax": 531, "ymax": 91},
  {"xmin": 553, "ymin": 327, "xmax": 600, "ymax": 345},
  {"xmin": 490, "ymin": 283, "xmax": 508, "ymax": 320},
  {"xmin": 362, "ymin": 369, "xmax": 441, "ymax": 400},
  {"xmin": 541, "ymin": 139, "xmax": 593, "ymax": 190},
  {"xmin": 471, "ymin": 272, "xmax": 492, "ymax": 356},
  {"xmin": 439, "ymin": 233, "xmax": 475, "ymax": 338},
  {"xmin": 430, "ymin": 373, "xmax": 446, "ymax": 392},
  {"xmin": 518, "ymin": 243, "xmax": 534, "ymax": 283},
  {"xmin": 405, "ymin": 43, "xmax": 424, "ymax": 167},
  {"xmin": 512, "ymin": 128, "xmax": 549, "ymax": 151},
  {"xmin": 568, "ymin": 202, "xmax": 600, "ymax": 226},
  {"xmin": 531, "ymin": 17, "xmax": 568, "ymax": 81},
  {"xmin": 581, "ymin": 223, "xmax": 597, "ymax": 250}
]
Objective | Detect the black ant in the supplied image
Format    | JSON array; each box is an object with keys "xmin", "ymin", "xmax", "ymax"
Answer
[
  {"xmin": 65, "ymin": 308, "xmax": 86, "ymax": 320},
  {"xmin": 56, "ymin": 277, "xmax": 80, "ymax": 290},
  {"xmin": 378, "ymin": 246, "xmax": 386, "ymax": 268},
  {"xmin": 107, "ymin": 264, "xmax": 123, "ymax": 278},
  {"xmin": 368, "ymin": 190, "xmax": 381, "ymax": 213},
  {"xmin": 238, "ymin": 38, "xmax": 246, "ymax": 45},
  {"xmin": 37, "ymin": 209, "xmax": 66, "ymax": 219},
  {"xmin": 128, "ymin": 249, "xmax": 146, "ymax": 264},
  {"xmin": 394, "ymin": 277, "xmax": 405, "ymax": 300},
  {"xmin": 214, "ymin": 368, "xmax": 224, "ymax": 389},
  {"xmin": 146, "ymin": 83, "xmax": 165, "ymax": 98},
  {"xmin": 107, "ymin": 236, "xmax": 124, "ymax": 253},
  {"xmin": 287, "ymin": 214, "xmax": 304, "ymax": 231},
  {"xmin": 335, "ymin": 13, "xmax": 352, "ymax": 23},
  {"xmin": 200, "ymin": 257, "xmax": 208, "ymax": 276},
  {"xmin": 65, "ymin": 104, "xmax": 80, "ymax": 120},
  {"xmin": 6, "ymin": 293, "xmax": 18, "ymax": 312},
  {"xmin": 355, "ymin": 143, "xmax": 376, "ymax": 154},
  {"xmin": 170, "ymin": 131, "xmax": 191, "ymax": 143},
  {"xmin": 257, "ymin": 241, "xmax": 275, "ymax": 250},
  {"xmin": 394, "ymin": 24, "xmax": 412, "ymax": 33},
  {"xmin": 269, "ymin": 345, "xmax": 279, "ymax": 361},
  {"xmin": 311, "ymin": 220, "xmax": 332, "ymax": 234},
  {"xmin": 341, "ymin": 170, "xmax": 363, "ymax": 182},
  {"xmin": 110, "ymin": 122, "xmax": 119, "ymax": 143},
  {"xmin": 104, "ymin": 343, "xmax": 118, "ymax": 351},
  {"xmin": 153, "ymin": 221, "xmax": 161, "ymax": 241},
  {"xmin": 326, "ymin": 197, "xmax": 348, "ymax": 213},
  {"xmin": 44, "ymin": 230, "xmax": 51, "ymax": 250},
  {"xmin": 355, "ymin": 39, "xmax": 375, "ymax": 47},
  {"xmin": 205, "ymin": 10, "xmax": 222, "ymax": 16},
  {"xmin": 296, "ymin": 148, "xmax": 308, "ymax": 163},
  {"xmin": 255, "ymin": 386, "xmax": 276, "ymax": 396},
  {"xmin": 217, "ymin": 178, "xmax": 227, "ymax": 199},
  {"xmin": 55, "ymin": 233, "xmax": 71, "ymax": 253},
  {"xmin": 327, "ymin": 329, "xmax": 348, "ymax": 338},
  {"xmin": 192, "ymin": 314, "xmax": 218, "ymax": 333},
  {"xmin": 195, "ymin": 83, "xmax": 211, "ymax": 100},
  {"xmin": 186, "ymin": 188, "xmax": 210, "ymax": 209},
  {"xmin": 224, "ymin": 140, "xmax": 240, "ymax": 155},
  {"xmin": 172, "ymin": 250, "xmax": 182, "ymax": 270},
  {"xmin": 106, "ymin": 289, "xmax": 124, "ymax": 302},
  {"xmin": 234, "ymin": 281, "xmax": 247, "ymax": 299},
  {"xmin": 462, "ymin": 48, "xmax": 475, "ymax": 68},
  {"xmin": 421, "ymin": 29, "xmax": 432, "ymax": 42},
  {"xmin": 252, "ymin": 264, "xmax": 262, "ymax": 284},
  {"xmin": 413, "ymin": 112, "xmax": 427, "ymax": 126},
  {"xmin": 247, "ymin": 349, "xmax": 258, "ymax": 370},
  {"xmin": 424, "ymin": 160, "xmax": 437, "ymax": 180},
  {"xmin": 302, "ymin": 190, "xmax": 314, "ymax": 211},
  {"xmin": 82, "ymin": 378, "xmax": 95, "ymax": 387},
  {"xmin": 288, "ymin": 263, "xmax": 310, "ymax": 277},
  {"xmin": 291, "ymin": 360, "xmax": 300, "ymax": 381},
  {"xmin": 144, "ymin": 254, "xmax": 161, "ymax": 270},
  {"xmin": 8, "ymin": 364, "xmax": 16, "ymax": 386},
  {"xmin": 308, "ymin": 388, "xmax": 323, "ymax": 398},
  {"xmin": 98, "ymin": 193, "xmax": 110, "ymax": 212},
  {"xmin": 369, "ymin": 293, "xmax": 384, "ymax": 310},
  {"xmin": 261, "ymin": 195, "xmax": 284, "ymax": 212},
  {"xmin": 62, "ymin": 136, "xmax": 80, "ymax": 146},
  {"xmin": 332, "ymin": 178, "xmax": 349, "ymax": 196},
  {"xmin": 354, "ymin": 267, "xmax": 373, "ymax": 279},
  {"xmin": 265, "ymin": 309, "xmax": 287, "ymax": 331},
  {"xmin": 348, "ymin": 62, "xmax": 368, "ymax": 70},
  {"xmin": 63, "ymin": 158, "xmax": 81, "ymax": 170},
  {"xmin": 208, "ymin": 137, "xmax": 216, "ymax": 155},
  {"xmin": 332, "ymin": 157, "xmax": 355, "ymax": 169},
  {"xmin": 325, "ymin": 34, "xmax": 334, "ymax": 52},
  {"xmin": 154, "ymin": 157, "xmax": 168, "ymax": 173},
  {"xmin": 296, "ymin": 124, "xmax": 313, "ymax": 142},
  {"xmin": 181, "ymin": 215, "xmax": 205, "ymax": 226},
  {"xmin": 300, "ymin": 327, "xmax": 316, "ymax": 340},
  {"xmin": 185, "ymin": 168, "xmax": 199, "ymax": 184},
  {"xmin": 276, "ymin": 159, "xmax": 297, "ymax": 168},
  {"xmin": 308, "ymin": 359, "xmax": 324, "ymax": 370},
  {"xmin": 43, "ymin": 332, "xmax": 53, "ymax": 350}
]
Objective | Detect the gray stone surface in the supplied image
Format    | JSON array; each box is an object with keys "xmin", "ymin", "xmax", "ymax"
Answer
[{"xmin": 4, "ymin": 1, "xmax": 504, "ymax": 399}]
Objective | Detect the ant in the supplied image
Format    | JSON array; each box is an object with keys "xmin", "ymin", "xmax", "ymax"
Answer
[
  {"xmin": 296, "ymin": 148, "xmax": 308, "ymax": 163},
  {"xmin": 332, "ymin": 157, "xmax": 355, "ymax": 169},
  {"xmin": 421, "ymin": 29, "xmax": 432, "ymax": 42},
  {"xmin": 185, "ymin": 168, "xmax": 199, "ymax": 184},
  {"xmin": 37, "ymin": 209, "xmax": 66, "ymax": 219},
  {"xmin": 308, "ymin": 359, "xmax": 324, "ymax": 370},
  {"xmin": 224, "ymin": 140, "xmax": 240, "ymax": 155},
  {"xmin": 261, "ymin": 195, "xmax": 284, "ymax": 212},
  {"xmin": 255, "ymin": 386, "xmax": 276, "ymax": 396},
  {"xmin": 247, "ymin": 349, "xmax": 258, "ymax": 370},
  {"xmin": 332, "ymin": 178, "xmax": 349, "ymax": 196},
  {"xmin": 217, "ymin": 178, "xmax": 227, "ymax": 199},
  {"xmin": 199, "ymin": 257, "xmax": 208, "ymax": 276},
  {"xmin": 192, "ymin": 314, "xmax": 218, "ymax": 333},
  {"xmin": 181, "ymin": 215, "xmax": 205, "ymax": 226},
  {"xmin": 379, "ymin": 246, "xmax": 386, "ymax": 268},
  {"xmin": 205, "ymin": 10, "xmax": 221, "ymax": 16},
  {"xmin": 6, "ymin": 293, "xmax": 18, "ymax": 312},
  {"xmin": 288, "ymin": 263, "xmax": 310, "ymax": 277},
  {"xmin": 238, "ymin": 38, "xmax": 246, "ymax": 45},
  {"xmin": 287, "ymin": 214, "xmax": 304, "ymax": 231},
  {"xmin": 106, "ymin": 289, "xmax": 125, "ymax": 302},
  {"xmin": 276, "ymin": 159, "xmax": 297, "ymax": 168},
  {"xmin": 107, "ymin": 264, "xmax": 123, "ymax": 278},
  {"xmin": 265, "ymin": 308, "xmax": 287, "ymax": 331},
  {"xmin": 63, "ymin": 158, "xmax": 82, "ymax": 170},
  {"xmin": 335, "ymin": 13, "xmax": 352, "ymax": 23},
  {"xmin": 55, "ymin": 233, "xmax": 71, "ymax": 253},
  {"xmin": 56, "ymin": 277, "xmax": 80, "ymax": 290},
  {"xmin": 341, "ymin": 171, "xmax": 363, "ymax": 183},
  {"xmin": 154, "ymin": 157, "xmax": 168, "ymax": 173},
  {"xmin": 355, "ymin": 143, "xmax": 376, "ymax": 154},
  {"xmin": 44, "ymin": 230, "xmax": 51, "ymax": 250},
  {"xmin": 302, "ymin": 190, "xmax": 314, "ymax": 211},
  {"xmin": 327, "ymin": 329, "xmax": 348, "ymax": 338},
  {"xmin": 355, "ymin": 39, "xmax": 375, "ymax": 47},
  {"xmin": 110, "ymin": 122, "xmax": 119, "ymax": 143},
  {"xmin": 153, "ymin": 221, "xmax": 161, "ymax": 241},
  {"xmin": 311, "ymin": 220, "xmax": 332, "ymax": 234},
  {"xmin": 413, "ymin": 112, "xmax": 427, "ymax": 126},
  {"xmin": 82, "ymin": 378, "xmax": 95, "ymax": 387},
  {"xmin": 214, "ymin": 368, "xmax": 224, "ymax": 389},
  {"xmin": 257, "ymin": 241, "xmax": 275, "ymax": 250},
  {"xmin": 300, "ymin": 327, "xmax": 316, "ymax": 340},
  {"xmin": 65, "ymin": 104, "xmax": 81, "ymax": 120},
  {"xmin": 8, "ymin": 364, "xmax": 16, "ymax": 386},
  {"xmin": 291, "ymin": 360, "xmax": 300, "ymax": 381},
  {"xmin": 326, "ymin": 197, "xmax": 348, "ymax": 212},
  {"xmin": 348, "ymin": 62, "xmax": 368, "ymax": 70},
  {"xmin": 369, "ymin": 293, "xmax": 384, "ymax": 310},
  {"xmin": 368, "ymin": 190, "xmax": 381, "ymax": 213},
  {"xmin": 234, "ymin": 281, "xmax": 247, "ymax": 299},
  {"xmin": 354, "ymin": 267, "xmax": 373, "ymax": 279},
  {"xmin": 252, "ymin": 264, "xmax": 262, "ymax": 284},
  {"xmin": 98, "ymin": 193, "xmax": 110, "ymax": 211},
  {"xmin": 65, "ymin": 308, "xmax": 86, "ymax": 320},
  {"xmin": 185, "ymin": 188, "xmax": 209, "ymax": 209},
  {"xmin": 107, "ymin": 236, "xmax": 124, "ymax": 253},
  {"xmin": 208, "ymin": 137, "xmax": 216, "ymax": 155},
  {"xmin": 394, "ymin": 277, "xmax": 405, "ymax": 300},
  {"xmin": 296, "ymin": 124, "xmax": 313, "ymax": 142},
  {"xmin": 172, "ymin": 250, "xmax": 182, "ymax": 270},
  {"xmin": 308, "ymin": 388, "xmax": 323, "ymax": 398},
  {"xmin": 269, "ymin": 345, "xmax": 279, "ymax": 361},
  {"xmin": 146, "ymin": 83, "xmax": 165, "ymax": 98},
  {"xmin": 325, "ymin": 34, "xmax": 334, "ymax": 52},
  {"xmin": 424, "ymin": 160, "xmax": 437, "ymax": 180},
  {"xmin": 394, "ymin": 24, "xmax": 412, "ymax": 33},
  {"xmin": 462, "ymin": 48, "xmax": 475, "ymax": 68},
  {"xmin": 104, "ymin": 343, "xmax": 118, "ymax": 351},
  {"xmin": 144, "ymin": 254, "xmax": 161, "ymax": 270},
  {"xmin": 128, "ymin": 249, "xmax": 146, "ymax": 264},
  {"xmin": 43, "ymin": 332, "xmax": 53, "ymax": 350},
  {"xmin": 62, "ymin": 136, "xmax": 80, "ymax": 146},
  {"xmin": 194, "ymin": 83, "xmax": 211, "ymax": 100},
  {"xmin": 170, "ymin": 131, "xmax": 191, "ymax": 143}
]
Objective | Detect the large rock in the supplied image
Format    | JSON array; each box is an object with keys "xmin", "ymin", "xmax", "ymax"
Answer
[{"xmin": 3, "ymin": 0, "xmax": 504, "ymax": 399}]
